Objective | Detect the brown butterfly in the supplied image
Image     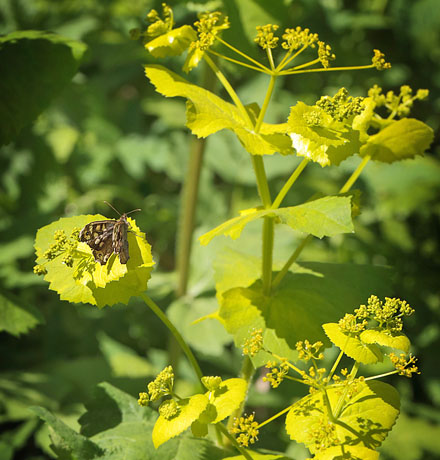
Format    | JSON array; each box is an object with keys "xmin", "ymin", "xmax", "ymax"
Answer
[{"xmin": 79, "ymin": 202, "xmax": 141, "ymax": 265}]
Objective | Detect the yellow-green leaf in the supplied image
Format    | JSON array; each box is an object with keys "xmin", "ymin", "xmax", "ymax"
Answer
[
  {"xmin": 152, "ymin": 394, "xmax": 209, "ymax": 448},
  {"xmin": 286, "ymin": 381, "xmax": 400, "ymax": 453},
  {"xmin": 360, "ymin": 329, "xmax": 410, "ymax": 352},
  {"xmin": 145, "ymin": 25, "xmax": 196, "ymax": 58},
  {"xmin": 313, "ymin": 445, "xmax": 379, "ymax": 460},
  {"xmin": 323, "ymin": 323, "xmax": 383, "ymax": 364},
  {"xmin": 205, "ymin": 378, "xmax": 247, "ymax": 423},
  {"xmin": 199, "ymin": 196, "xmax": 353, "ymax": 245}
]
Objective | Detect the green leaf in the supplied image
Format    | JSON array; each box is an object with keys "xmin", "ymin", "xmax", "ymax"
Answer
[
  {"xmin": 360, "ymin": 329, "xmax": 411, "ymax": 352},
  {"xmin": 34, "ymin": 215, "xmax": 154, "ymax": 307},
  {"xmin": 145, "ymin": 25, "xmax": 196, "ymax": 57},
  {"xmin": 30, "ymin": 406, "xmax": 103, "ymax": 459},
  {"xmin": 0, "ymin": 31, "xmax": 87, "ymax": 146},
  {"xmin": 216, "ymin": 257, "xmax": 393, "ymax": 352},
  {"xmin": 145, "ymin": 65, "xmax": 293, "ymax": 156},
  {"xmin": 287, "ymin": 102, "xmax": 361, "ymax": 167},
  {"xmin": 167, "ymin": 298, "xmax": 231, "ymax": 356},
  {"xmin": 199, "ymin": 196, "xmax": 353, "ymax": 245},
  {"xmin": 205, "ymin": 378, "xmax": 247, "ymax": 423},
  {"xmin": 285, "ymin": 380, "xmax": 400, "ymax": 453},
  {"xmin": 360, "ymin": 118, "xmax": 434, "ymax": 163},
  {"xmin": 97, "ymin": 332, "xmax": 154, "ymax": 377},
  {"xmin": 224, "ymin": 453, "xmax": 287, "ymax": 460},
  {"xmin": 152, "ymin": 394, "xmax": 210, "ymax": 448},
  {"xmin": 0, "ymin": 291, "xmax": 44, "ymax": 337},
  {"xmin": 323, "ymin": 323, "xmax": 383, "ymax": 364}
]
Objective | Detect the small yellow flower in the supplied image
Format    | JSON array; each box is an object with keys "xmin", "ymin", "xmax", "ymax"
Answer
[
  {"xmin": 230, "ymin": 413, "xmax": 259, "ymax": 447},
  {"xmin": 254, "ymin": 24, "xmax": 279, "ymax": 50}
]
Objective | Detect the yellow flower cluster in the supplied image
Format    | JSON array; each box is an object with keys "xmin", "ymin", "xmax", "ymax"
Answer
[
  {"xmin": 390, "ymin": 353, "xmax": 420, "ymax": 378},
  {"xmin": 263, "ymin": 359, "xmax": 290, "ymax": 388},
  {"xmin": 254, "ymin": 24, "xmax": 279, "ymax": 49},
  {"xmin": 242, "ymin": 328, "xmax": 263, "ymax": 357},
  {"xmin": 230, "ymin": 413, "xmax": 259, "ymax": 447}
]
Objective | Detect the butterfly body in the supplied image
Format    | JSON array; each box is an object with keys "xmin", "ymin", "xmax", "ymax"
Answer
[{"xmin": 79, "ymin": 214, "xmax": 131, "ymax": 265}]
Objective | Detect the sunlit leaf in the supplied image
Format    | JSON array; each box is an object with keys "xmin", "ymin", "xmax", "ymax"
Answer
[{"xmin": 145, "ymin": 25, "xmax": 196, "ymax": 57}]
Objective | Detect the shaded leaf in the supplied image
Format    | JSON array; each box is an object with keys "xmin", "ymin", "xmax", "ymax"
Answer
[{"xmin": 360, "ymin": 330, "xmax": 410, "ymax": 353}]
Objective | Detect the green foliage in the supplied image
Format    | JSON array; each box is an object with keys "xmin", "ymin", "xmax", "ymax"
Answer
[
  {"xmin": 1, "ymin": 0, "xmax": 439, "ymax": 459},
  {"xmin": 0, "ymin": 31, "xmax": 87, "ymax": 146}
]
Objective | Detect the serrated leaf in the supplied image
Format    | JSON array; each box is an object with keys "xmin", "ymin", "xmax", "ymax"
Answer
[
  {"xmin": 360, "ymin": 329, "xmax": 410, "ymax": 352},
  {"xmin": 199, "ymin": 196, "xmax": 353, "ymax": 245},
  {"xmin": 145, "ymin": 25, "xmax": 196, "ymax": 57},
  {"xmin": 153, "ymin": 394, "xmax": 209, "ymax": 448},
  {"xmin": 34, "ymin": 216, "xmax": 154, "ymax": 307},
  {"xmin": 216, "ymin": 260, "xmax": 393, "ymax": 352},
  {"xmin": 30, "ymin": 406, "xmax": 103, "ymax": 459},
  {"xmin": 287, "ymin": 102, "xmax": 361, "ymax": 166},
  {"xmin": 360, "ymin": 118, "xmax": 434, "ymax": 163},
  {"xmin": 286, "ymin": 381, "xmax": 400, "ymax": 453},
  {"xmin": 0, "ymin": 31, "xmax": 87, "ymax": 146},
  {"xmin": 0, "ymin": 292, "xmax": 44, "ymax": 337},
  {"xmin": 323, "ymin": 323, "xmax": 383, "ymax": 364},
  {"xmin": 205, "ymin": 378, "xmax": 247, "ymax": 423},
  {"xmin": 145, "ymin": 65, "xmax": 293, "ymax": 156}
]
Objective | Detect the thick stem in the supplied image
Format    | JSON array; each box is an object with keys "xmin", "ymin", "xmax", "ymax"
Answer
[{"xmin": 262, "ymin": 217, "xmax": 274, "ymax": 295}]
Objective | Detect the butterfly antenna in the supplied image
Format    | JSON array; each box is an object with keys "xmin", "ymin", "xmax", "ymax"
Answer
[
  {"xmin": 103, "ymin": 201, "xmax": 122, "ymax": 217},
  {"xmin": 126, "ymin": 208, "xmax": 141, "ymax": 216}
]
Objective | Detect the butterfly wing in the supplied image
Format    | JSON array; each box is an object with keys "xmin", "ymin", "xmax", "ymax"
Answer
[
  {"xmin": 112, "ymin": 215, "xmax": 130, "ymax": 264},
  {"xmin": 92, "ymin": 235, "xmax": 115, "ymax": 265},
  {"xmin": 79, "ymin": 220, "xmax": 115, "ymax": 250}
]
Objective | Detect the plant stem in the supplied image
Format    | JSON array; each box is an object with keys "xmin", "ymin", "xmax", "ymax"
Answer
[
  {"xmin": 271, "ymin": 158, "xmax": 309, "ymax": 209},
  {"xmin": 216, "ymin": 423, "xmax": 255, "ymax": 460},
  {"xmin": 328, "ymin": 350, "xmax": 345, "ymax": 381},
  {"xmin": 257, "ymin": 405, "xmax": 292, "ymax": 428},
  {"xmin": 262, "ymin": 217, "xmax": 274, "ymax": 295},
  {"xmin": 333, "ymin": 362, "xmax": 360, "ymax": 419},
  {"xmin": 140, "ymin": 293, "xmax": 203, "ymax": 384},
  {"xmin": 216, "ymin": 36, "xmax": 269, "ymax": 72},
  {"xmin": 272, "ymin": 154, "xmax": 372, "ymax": 287},
  {"xmin": 255, "ymin": 75, "xmax": 276, "ymax": 132}
]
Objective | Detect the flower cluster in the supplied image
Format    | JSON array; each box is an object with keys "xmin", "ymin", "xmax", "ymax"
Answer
[
  {"xmin": 145, "ymin": 3, "xmax": 173, "ymax": 39},
  {"xmin": 34, "ymin": 228, "xmax": 81, "ymax": 275},
  {"xmin": 296, "ymin": 340, "xmax": 324, "ymax": 361},
  {"xmin": 242, "ymin": 328, "xmax": 263, "ymax": 357},
  {"xmin": 282, "ymin": 26, "xmax": 319, "ymax": 51},
  {"xmin": 308, "ymin": 416, "xmax": 339, "ymax": 452},
  {"xmin": 230, "ymin": 413, "xmax": 260, "ymax": 447},
  {"xmin": 254, "ymin": 24, "xmax": 279, "ymax": 50},
  {"xmin": 317, "ymin": 41, "xmax": 335, "ymax": 68},
  {"xmin": 368, "ymin": 84, "xmax": 429, "ymax": 118},
  {"xmin": 192, "ymin": 11, "xmax": 230, "ymax": 51},
  {"xmin": 339, "ymin": 295, "xmax": 414, "ymax": 335},
  {"xmin": 201, "ymin": 375, "xmax": 222, "ymax": 391},
  {"xmin": 263, "ymin": 359, "xmax": 290, "ymax": 388},
  {"xmin": 158, "ymin": 399, "xmax": 180, "ymax": 420},
  {"xmin": 390, "ymin": 353, "xmax": 420, "ymax": 378},
  {"xmin": 138, "ymin": 365, "xmax": 175, "ymax": 406},
  {"xmin": 372, "ymin": 49, "xmax": 391, "ymax": 70},
  {"xmin": 316, "ymin": 87, "xmax": 364, "ymax": 121}
]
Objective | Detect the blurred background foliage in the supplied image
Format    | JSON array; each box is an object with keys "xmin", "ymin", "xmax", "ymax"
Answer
[{"xmin": 0, "ymin": 0, "xmax": 439, "ymax": 458}]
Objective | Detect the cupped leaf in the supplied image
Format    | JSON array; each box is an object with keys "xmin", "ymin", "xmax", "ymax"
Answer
[
  {"xmin": 199, "ymin": 196, "xmax": 353, "ymax": 245},
  {"xmin": 287, "ymin": 102, "xmax": 361, "ymax": 167},
  {"xmin": 152, "ymin": 394, "xmax": 209, "ymax": 448},
  {"xmin": 286, "ymin": 380, "xmax": 400, "ymax": 453},
  {"xmin": 145, "ymin": 25, "xmax": 196, "ymax": 57},
  {"xmin": 360, "ymin": 118, "xmax": 434, "ymax": 163},
  {"xmin": 34, "ymin": 215, "xmax": 154, "ymax": 307},
  {"xmin": 145, "ymin": 65, "xmax": 293, "ymax": 156},
  {"xmin": 0, "ymin": 31, "xmax": 87, "ymax": 146},
  {"xmin": 360, "ymin": 329, "xmax": 410, "ymax": 352},
  {"xmin": 0, "ymin": 291, "xmax": 44, "ymax": 337},
  {"xmin": 205, "ymin": 378, "xmax": 247, "ymax": 423},
  {"xmin": 323, "ymin": 323, "xmax": 383, "ymax": 364}
]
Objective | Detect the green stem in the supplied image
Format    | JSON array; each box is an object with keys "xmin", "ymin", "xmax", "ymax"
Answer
[
  {"xmin": 257, "ymin": 404, "xmax": 292, "ymax": 428},
  {"xmin": 255, "ymin": 75, "xmax": 276, "ymax": 132},
  {"xmin": 216, "ymin": 423, "xmax": 255, "ymax": 460},
  {"xmin": 208, "ymin": 49, "xmax": 267, "ymax": 73},
  {"xmin": 333, "ymin": 362, "xmax": 360, "ymax": 419},
  {"xmin": 216, "ymin": 36, "xmax": 269, "ymax": 72},
  {"xmin": 271, "ymin": 158, "xmax": 309, "ymax": 209},
  {"xmin": 262, "ymin": 217, "xmax": 274, "ymax": 295},
  {"xmin": 339, "ymin": 154, "xmax": 371, "ymax": 193},
  {"xmin": 280, "ymin": 63, "xmax": 376, "ymax": 76},
  {"xmin": 328, "ymin": 350, "xmax": 345, "ymax": 382},
  {"xmin": 140, "ymin": 293, "xmax": 203, "ymax": 384}
]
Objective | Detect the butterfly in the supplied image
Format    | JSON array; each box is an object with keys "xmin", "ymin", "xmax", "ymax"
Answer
[{"xmin": 79, "ymin": 202, "xmax": 141, "ymax": 265}]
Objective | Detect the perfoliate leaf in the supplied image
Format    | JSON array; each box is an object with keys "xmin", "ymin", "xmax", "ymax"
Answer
[
  {"xmin": 286, "ymin": 381, "xmax": 400, "ymax": 453},
  {"xmin": 360, "ymin": 118, "xmax": 434, "ymax": 163},
  {"xmin": 323, "ymin": 323, "xmax": 383, "ymax": 364},
  {"xmin": 200, "ymin": 196, "xmax": 353, "ymax": 245},
  {"xmin": 287, "ymin": 102, "xmax": 361, "ymax": 166},
  {"xmin": 360, "ymin": 329, "xmax": 411, "ymax": 352},
  {"xmin": 0, "ymin": 291, "xmax": 44, "ymax": 337},
  {"xmin": 34, "ymin": 216, "xmax": 154, "ymax": 307},
  {"xmin": 145, "ymin": 65, "xmax": 293, "ymax": 155},
  {"xmin": 312, "ymin": 445, "xmax": 379, "ymax": 460},
  {"xmin": 0, "ymin": 31, "xmax": 87, "ymax": 146},
  {"xmin": 205, "ymin": 378, "xmax": 247, "ymax": 423},
  {"xmin": 223, "ymin": 453, "xmax": 286, "ymax": 460},
  {"xmin": 152, "ymin": 394, "xmax": 209, "ymax": 448},
  {"xmin": 145, "ymin": 25, "xmax": 196, "ymax": 57}
]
